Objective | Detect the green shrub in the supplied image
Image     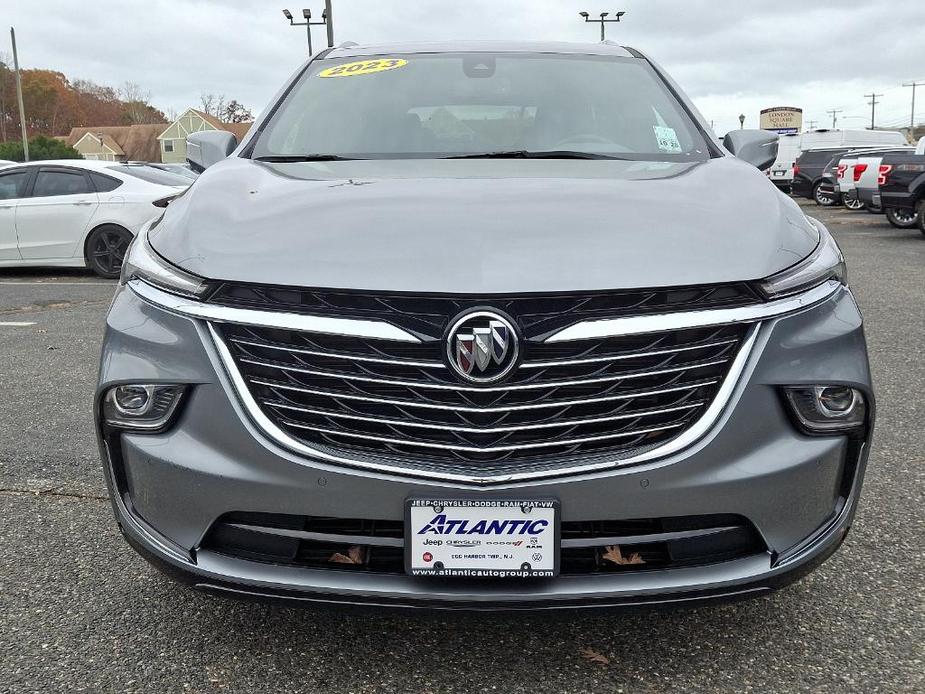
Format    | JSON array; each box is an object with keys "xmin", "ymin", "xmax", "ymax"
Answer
[{"xmin": 0, "ymin": 135, "xmax": 82, "ymax": 161}]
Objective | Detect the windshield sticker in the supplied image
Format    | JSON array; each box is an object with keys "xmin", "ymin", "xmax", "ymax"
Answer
[
  {"xmin": 319, "ymin": 58, "xmax": 408, "ymax": 78},
  {"xmin": 653, "ymin": 126, "xmax": 683, "ymax": 153}
]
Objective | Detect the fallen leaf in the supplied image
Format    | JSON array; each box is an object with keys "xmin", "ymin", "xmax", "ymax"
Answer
[
  {"xmin": 601, "ymin": 545, "xmax": 645, "ymax": 566},
  {"xmin": 580, "ymin": 647, "xmax": 610, "ymax": 667},
  {"xmin": 328, "ymin": 545, "xmax": 367, "ymax": 565}
]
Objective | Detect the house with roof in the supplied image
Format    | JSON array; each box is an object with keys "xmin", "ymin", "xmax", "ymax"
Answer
[
  {"xmin": 67, "ymin": 124, "xmax": 168, "ymax": 162},
  {"xmin": 157, "ymin": 109, "xmax": 252, "ymax": 163}
]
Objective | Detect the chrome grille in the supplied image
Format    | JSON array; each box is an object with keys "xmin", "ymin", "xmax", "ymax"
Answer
[{"xmin": 216, "ymin": 319, "xmax": 749, "ymax": 471}]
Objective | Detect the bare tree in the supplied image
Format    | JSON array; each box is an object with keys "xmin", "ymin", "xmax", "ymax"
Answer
[
  {"xmin": 199, "ymin": 93, "xmax": 228, "ymax": 120},
  {"xmin": 118, "ymin": 81, "xmax": 165, "ymax": 124}
]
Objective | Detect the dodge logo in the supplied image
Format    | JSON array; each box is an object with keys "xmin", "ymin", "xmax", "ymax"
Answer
[{"xmin": 446, "ymin": 311, "xmax": 520, "ymax": 383}]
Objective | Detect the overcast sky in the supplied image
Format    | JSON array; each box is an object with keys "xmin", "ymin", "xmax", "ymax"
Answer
[{"xmin": 5, "ymin": 0, "xmax": 925, "ymax": 134}]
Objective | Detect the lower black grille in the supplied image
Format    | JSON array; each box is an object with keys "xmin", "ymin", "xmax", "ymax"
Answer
[{"xmin": 202, "ymin": 512, "xmax": 766, "ymax": 576}]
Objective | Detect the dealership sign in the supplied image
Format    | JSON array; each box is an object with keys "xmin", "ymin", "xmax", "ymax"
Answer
[{"xmin": 760, "ymin": 107, "xmax": 803, "ymax": 135}]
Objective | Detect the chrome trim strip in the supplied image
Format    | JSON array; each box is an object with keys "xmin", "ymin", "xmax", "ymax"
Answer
[
  {"xmin": 208, "ymin": 323, "xmax": 759, "ymax": 483},
  {"xmin": 224, "ymin": 522, "xmax": 404, "ymax": 548},
  {"xmin": 237, "ymin": 355, "xmax": 731, "ymax": 393},
  {"xmin": 520, "ymin": 338, "xmax": 739, "ymax": 369},
  {"xmin": 230, "ymin": 337, "xmax": 444, "ymax": 369},
  {"xmin": 263, "ymin": 400, "xmax": 705, "ymax": 434},
  {"xmin": 560, "ymin": 525, "xmax": 744, "ymax": 549},
  {"xmin": 251, "ymin": 378, "xmax": 717, "ymax": 414},
  {"xmin": 128, "ymin": 279, "xmax": 421, "ymax": 343},
  {"xmin": 546, "ymin": 281, "xmax": 841, "ymax": 342},
  {"xmin": 281, "ymin": 420, "xmax": 687, "ymax": 454}
]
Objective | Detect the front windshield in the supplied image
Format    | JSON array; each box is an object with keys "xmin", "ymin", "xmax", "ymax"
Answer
[{"xmin": 252, "ymin": 52, "xmax": 712, "ymax": 161}]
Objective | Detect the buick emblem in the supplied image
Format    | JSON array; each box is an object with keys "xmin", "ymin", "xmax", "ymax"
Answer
[{"xmin": 446, "ymin": 311, "xmax": 520, "ymax": 383}]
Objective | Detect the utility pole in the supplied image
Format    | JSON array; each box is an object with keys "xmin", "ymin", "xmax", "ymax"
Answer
[
  {"xmin": 865, "ymin": 92, "xmax": 883, "ymax": 130},
  {"xmin": 10, "ymin": 27, "xmax": 28, "ymax": 162},
  {"xmin": 902, "ymin": 80, "xmax": 924, "ymax": 130},
  {"xmin": 806, "ymin": 120, "xmax": 818, "ymax": 130},
  {"xmin": 827, "ymin": 109, "xmax": 843, "ymax": 129},
  {"xmin": 578, "ymin": 11, "xmax": 626, "ymax": 41}
]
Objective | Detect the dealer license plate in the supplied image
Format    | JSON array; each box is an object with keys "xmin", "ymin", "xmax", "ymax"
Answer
[
  {"xmin": 773, "ymin": 171, "xmax": 786, "ymax": 177},
  {"xmin": 405, "ymin": 499, "xmax": 559, "ymax": 578}
]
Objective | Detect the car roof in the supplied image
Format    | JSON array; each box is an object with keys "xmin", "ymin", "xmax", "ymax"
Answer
[
  {"xmin": 324, "ymin": 40, "xmax": 635, "ymax": 59},
  {"xmin": 2, "ymin": 159, "xmax": 146, "ymax": 171}
]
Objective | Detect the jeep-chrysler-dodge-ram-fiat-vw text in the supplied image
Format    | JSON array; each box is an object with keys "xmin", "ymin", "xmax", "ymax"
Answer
[{"xmin": 97, "ymin": 42, "xmax": 874, "ymax": 609}]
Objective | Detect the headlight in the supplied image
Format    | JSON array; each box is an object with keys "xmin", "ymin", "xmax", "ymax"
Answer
[
  {"xmin": 758, "ymin": 220, "xmax": 847, "ymax": 299},
  {"xmin": 120, "ymin": 223, "xmax": 210, "ymax": 298}
]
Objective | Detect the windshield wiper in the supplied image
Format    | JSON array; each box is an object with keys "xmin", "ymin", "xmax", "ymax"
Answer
[
  {"xmin": 254, "ymin": 154, "xmax": 362, "ymax": 162},
  {"xmin": 444, "ymin": 150, "xmax": 627, "ymax": 160}
]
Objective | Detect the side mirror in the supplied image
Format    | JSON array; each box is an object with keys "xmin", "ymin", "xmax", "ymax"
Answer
[
  {"xmin": 186, "ymin": 130, "xmax": 238, "ymax": 172},
  {"xmin": 723, "ymin": 130, "xmax": 779, "ymax": 171}
]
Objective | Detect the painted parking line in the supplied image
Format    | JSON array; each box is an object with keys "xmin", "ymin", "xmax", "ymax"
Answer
[{"xmin": 0, "ymin": 321, "xmax": 37, "ymax": 327}]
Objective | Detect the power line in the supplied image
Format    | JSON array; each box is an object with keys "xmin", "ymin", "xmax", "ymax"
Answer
[
  {"xmin": 864, "ymin": 93, "xmax": 883, "ymax": 129},
  {"xmin": 902, "ymin": 81, "xmax": 924, "ymax": 129}
]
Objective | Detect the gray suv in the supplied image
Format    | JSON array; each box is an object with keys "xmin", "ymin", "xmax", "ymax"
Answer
[{"xmin": 96, "ymin": 41, "xmax": 874, "ymax": 610}]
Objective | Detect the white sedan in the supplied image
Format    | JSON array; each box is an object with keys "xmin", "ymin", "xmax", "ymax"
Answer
[{"xmin": 0, "ymin": 160, "xmax": 189, "ymax": 278}]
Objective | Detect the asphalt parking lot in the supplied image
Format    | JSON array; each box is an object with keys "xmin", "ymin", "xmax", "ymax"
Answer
[{"xmin": 1, "ymin": 202, "xmax": 923, "ymax": 694}]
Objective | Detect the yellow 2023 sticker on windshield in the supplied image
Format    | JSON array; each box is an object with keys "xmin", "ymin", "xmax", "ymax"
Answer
[{"xmin": 319, "ymin": 58, "xmax": 408, "ymax": 78}]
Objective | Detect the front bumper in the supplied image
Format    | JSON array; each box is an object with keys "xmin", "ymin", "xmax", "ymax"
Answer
[{"xmin": 97, "ymin": 283, "xmax": 874, "ymax": 610}]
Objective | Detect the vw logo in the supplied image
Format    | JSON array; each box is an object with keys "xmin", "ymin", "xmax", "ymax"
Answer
[{"xmin": 446, "ymin": 310, "xmax": 520, "ymax": 384}]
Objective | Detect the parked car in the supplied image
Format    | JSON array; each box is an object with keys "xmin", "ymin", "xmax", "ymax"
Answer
[
  {"xmin": 792, "ymin": 147, "xmax": 852, "ymax": 205},
  {"xmin": 834, "ymin": 147, "xmax": 912, "ymax": 211},
  {"xmin": 853, "ymin": 147, "xmax": 917, "ymax": 219},
  {"xmin": 97, "ymin": 41, "xmax": 873, "ymax": 610},
  {"xmin": 773, "ymin": 129, "xmax": 908, "ymax": 194},
  {"xmin": 877, "ymin": 147, "xmax": 925, "ymax": 234},
  {"xmin": 0, "ymin": 160, "xmax": 189, "ymax": 277}
]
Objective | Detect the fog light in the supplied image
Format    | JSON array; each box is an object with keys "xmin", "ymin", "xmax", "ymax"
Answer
[
  {"xmin": 104, "ymin": 384, "xmax": 186, "ymax": 432},
  {"xmin": 783, "ymin": 386, "xmax": 866, "ymax": 436}
]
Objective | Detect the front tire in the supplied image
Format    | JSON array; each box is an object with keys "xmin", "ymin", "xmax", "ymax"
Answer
[
  {"xmin": 886, "ymin": 207, "xmax": 918, "ymax": 229},
  {"xmin": 843, "ymin": 196, "xmax": 865, "ymax": 211},
  {"xmin": 85, "ymin": 225, "xmax": 133, "ymax": 279},
  {"xmin": 813, "ymin": 183, "xmax": 836, "ymax": 206}
]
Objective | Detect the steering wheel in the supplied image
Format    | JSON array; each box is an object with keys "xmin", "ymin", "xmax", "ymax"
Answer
[{"xmin": 553, "ymin": 133, "xmax": 617, "ymax": 148}]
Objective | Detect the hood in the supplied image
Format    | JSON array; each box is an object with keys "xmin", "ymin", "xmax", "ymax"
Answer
[{"xmin": 150, "ymin": 157, "xmax": 818, "ymax": 294}]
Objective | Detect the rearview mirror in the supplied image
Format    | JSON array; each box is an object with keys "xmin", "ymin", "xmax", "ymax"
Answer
[
  {"xmin": 186, "ymin": 130, "xmax": 238, "ymax": 172},
  {"xmin": 723, "ymin": 130, "xmax": 779, "ymax": 171}
]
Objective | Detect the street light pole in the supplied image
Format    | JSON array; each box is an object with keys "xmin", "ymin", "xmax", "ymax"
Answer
[
  {"xmin": 10, "ymin": 27, "xmax": 29, "ymax": 162},
  {"xmin": 578, "ymin": 11, "xmax": 626, "ymax": 41},
  {"xmin": 282, "ymin": 7, "xmax": 331, "ymax": 55},
  {"xmin": 324, "ymin": 0, "xmax": 334, "ymax": 49}
]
